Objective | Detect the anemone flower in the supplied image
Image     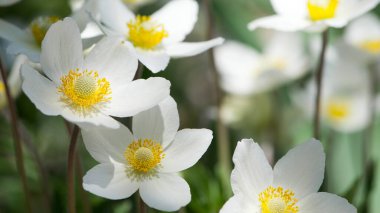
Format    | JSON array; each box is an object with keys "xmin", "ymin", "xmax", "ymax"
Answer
[
  {"xmin": 21, "ymin": 17, "xmax": 170, "ymax": 128},
  {"xmin": 81, "ymin": 97, "xmax": 213, "ymax": 211},
  {"xmin": 220, "ymin": 139, "xmax": 356, "ymax": 213}
]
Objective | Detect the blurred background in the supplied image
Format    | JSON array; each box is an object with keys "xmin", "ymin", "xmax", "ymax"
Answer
[{"xmin": 1, "ymin": 0, "xmax": 380, "ymax": 212}]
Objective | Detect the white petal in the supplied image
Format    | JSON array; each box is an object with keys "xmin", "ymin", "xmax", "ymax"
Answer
[
  {"xmin": 135, "ymin": 49, "xmax": 170, "ymax": 73},
  {"xmin": 132, "ymin": 96, "xmax": 179, "ymax": 147},
  {"xmin": 40, "ymin": 17, "xmax": 83, "ymax": 84},
  {"xmin": 84, "ymin": 36, "xmax": 138, "ymax": 85},
  {"xmin": 94, "ymin": 0, "xmax": 134, "ymax": 34},
  {"xmin": 139, "ymin": 173, "xmax": 191, "ymax": 211},
  {"xmin": 0, "ymin": 0, "xmax": 20, "ymax": 6},
  {"xmin": 21, "ymin": 64, "xmax": 62, "ymax": 115},
  {"xmin": 8, "ymin": 54, "xmax": 28, "ymax": 98},
  {"xmin": 81, "ymin": 122, "xmax": 133, "ymax": 164},
  {"xmin": 273, "ymin": 139, "xmax": 325, "ymax": 199},
  {"xmin": 83, "ymin": 163, "xmax": 139, "ymax": 200},
  {"xmin": 160, "ymin": 129, "xmax": 212, "ymax": 173},
  {"xmin": 105, "ymin": 77, "xmax": 171, "ymax": 117},
  {"xmin": 0, "ymin": 19, "xmax": 36, "ymax": 47},
  {"xmin": 166, "ymin": 38, "xmax": 224, "ymax": 58},
  {"xmin": 299, "ymin": 192, "xmax": 357, "ymax": 213},
  {"xmin": 230, "ymin": 139, "xmax": 273, "ymax": 205},
  {"xmin": 344, "ymin": 14, "xmax": 380, "ymax": 47},
  {"xmin": 248, "ymin": 15, "xmax": 312, "ymax": 32},
  {"xmin": 152, "ymin": 0, "xmax": 198, "ymax": 44},
  {"xmin": 342, "ymin": 0, "xmax": 380, "ymax": 23},
  {"xmin": 220, "ymin": 195, "xmax": 259, "ymax": 213},
  {"xmin": 270, "ymin": 0, "xmax": 308, "ymax": 17},
  {"xmin": 60, "ymin": 109, "xmax": 120, "ymax": 129},
  {"xmin": 7, "ymin": 42, "xmax": 40, "ymax": 62}
]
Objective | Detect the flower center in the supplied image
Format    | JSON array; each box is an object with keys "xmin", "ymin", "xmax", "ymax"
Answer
[
  {"xmin": 0, "ymin": 82, "xmax": 4, "ymax": 93},
  {"xmin": 359, "ymin": 40, "xmax": 380, "ymax": 54},
  {"xmin": 307, "ymin": 0, "xmax": 338, "ymax": 21},
  {"xmin": 326, "ymin": 100, "xmax": 349, "ymax": 122},
  {"xmin": 58, "ymin": 69, "xmax": 111, "ymax": 116},
  {"xmin": 124, "ymin": 139, "xmax": 165, "ymax": 180},
  {"xmin": 127, "ymin": 15, "xmax": 168, "ymax": 50},
  {"xmin": 29, "ymin": 16, "xmax": 60, "ymax": 47},
  {"xmin": 259, "ymin": 186, "xmax": 299, "ymax": 213}
]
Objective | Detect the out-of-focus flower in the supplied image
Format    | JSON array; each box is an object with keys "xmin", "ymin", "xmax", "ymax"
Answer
[
  {"xmin": 0, "ymin": 0, "xmax": 20, "ymax": 6},
  {"xmin": 21, "ymin": 18, "xmax": 170, "ymax": 128},
  {"xmin": 293, "ymin": 61, "xmax": 371, "ymax": 133},
  {"xmin": 344, "ymin": 14, "xmax": 380, "ymax": 56},
  {"xmin": 82, "ymin": 97, "xmax": 212, "ymax": 211},
  {"xmin": 0, "ymin": 54, "xmax": 28, "ymax": 110},
  {"xmin": 248, "ymin": 0, "xmax": 380, "ymax": 32},
  {"xmin": 92, "ymin": 0, "xmax": 224, "ymax": 73},
  {"xmin": 0, "ymin": 0, "xmax": 102, "ymax": 61},
  {"xmin": 214, "ymin": 32, "xmax": 308, "ymax": 95},
  {"xmin": 220, "ymin": 139, "xmax": 356, "ymax": 213},
  {"xmin": 123, "ymin": 0, "xmax": 155, "ymax": 9}
]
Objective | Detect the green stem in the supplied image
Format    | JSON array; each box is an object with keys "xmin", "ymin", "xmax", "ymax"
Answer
[
  {"xmin": 0, "ymin": 57, "xmax": 32, "ymax": 212},
  {"xmin": 67, "ymin": 125, "xmax": 80, "ymax": 213}
]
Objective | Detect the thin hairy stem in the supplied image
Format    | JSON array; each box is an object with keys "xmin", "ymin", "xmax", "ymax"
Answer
[{"xmin": 67, "ymin": 125, "xmax": 80, "ymax": 213}]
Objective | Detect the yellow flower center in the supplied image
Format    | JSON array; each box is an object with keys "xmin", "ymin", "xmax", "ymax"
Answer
[
  {"xmin": 0, "ymin": 82, "xmax": 4, "ymax": 93},
  {"xmin": 359, "ymin": 40, "xmax": 380, "ymax": 54},
  {"xmin": 307, "ymin": 0, "xmax": 338, "ymax": 21},
  {"xmin": 259, "ymin": 186, "xmax": 299, "ymax": 213},
  {"xmin": 58, "ymin": 69, "xmax": 111, "ymax": 116},
  {"xmin": 326, "ymin": 100, "xmax": 349, "ymax": 122},
  {"xmin": 124, "ymin": 139, "xmax": 165, "ymax": 180},
  {"xmin": 127, "ymin": 15, "xmax": 168, "ymax": 50},
  {"xmin": 30, "ymin": 16, "xmax": 60, "ymax": 47}
]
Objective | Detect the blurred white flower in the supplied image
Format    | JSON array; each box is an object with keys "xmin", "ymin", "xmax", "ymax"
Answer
[
  {"xmin": 82, "ymin": 97, "xmax": 212, "ymax": 211},
  {"xmin": 214, "ymin": 32, "xmax": 308, "ymax": 95},
  {"xmin": 92, "ymin": 0, "xmax": 224, "ymax": 73},
  {"xmin": 0, "ymin": 1, "xmax": 102, "ymax": 61},
  {"xmin": 220, "ymin": 139, "xmax": 356, "ymax": 213},
  {"xmin": 344, "ymin": 13, "xmax": 380, "ymax": 56},
  {"xmin": 248, "ymin": 0, "xmax": 380, "ymax": 32},
  {"xmin": 0, "ymin": 54, "xmax": 28, "ymax": 109},
  {"xmin": 21, "ymin": 18, "xmax": 170, "ymax": 128},
  {"xmin": 0, "ymin": 0, "xmax": 20, "ymax": 6},
  {"xmin": 293, "ymin": 61, "xmax": 371, "ymax": 133},
  {"xmin": 123, "ymin": 0, "xmax": 155, "ymax": 9}
]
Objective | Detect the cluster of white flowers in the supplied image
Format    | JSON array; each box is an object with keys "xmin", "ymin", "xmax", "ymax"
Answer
[{"xmin": 1, "ymin": 0, "xmax": 379, "ymax": 212}]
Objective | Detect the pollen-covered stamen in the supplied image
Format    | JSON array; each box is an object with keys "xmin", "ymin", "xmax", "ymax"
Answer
[
  {"xmin": 58, "ymin": 69, "xmax": 111, "ymax": 116},
  {"xmin": 359, "ymin": 40, "xmax": 380, "ymax": 54},
  {"xmin": 29, "ymin": 16, "xmax": 60, "ymax": 46},
  {"xmin": 124, "ymin": 139, "xmax": 165, "ymax": 181},
  {"xmin": 307, "ymin": 0, "xmax": 338, "ymax": 21},
  {"xmin": 127, "ymin": 15, "xmax": 168, "ymax": 50},
  {"xmin": 259, "ymin": 186, "xmax": 299, "ymax": 213}
]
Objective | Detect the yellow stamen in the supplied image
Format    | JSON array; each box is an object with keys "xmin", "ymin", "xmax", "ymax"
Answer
[
  {"xmin": 125, "ymin": 139, "xmax": 164, "ymax": 174},
  {"xmin": 58, "ymin": 69, "xmax": 111, "ymax": 116},
  {"xmin": 359, "ymin": 40, "xmax": 380, "ymax": 54},
  {"xmin": 0, "ymin": 82, "xmax": 4, "ymax": 93},
  {"xmin": 326, "ymin": 100, "xmax": 349, "ymax": 122},
  {"xmin": 307, "ymin": 0, "xmax": 339, "ymax": 21},
  {"xmin": 259, "ymin": 186, "xmax": 299, "ymax": 213},
  {"xmin": 127, "ymin": 15, "xmax": 168, "ymax": 50},
  {"xmin": 30, "ymin": 16, "xmax": 60, "ymax": 46}
]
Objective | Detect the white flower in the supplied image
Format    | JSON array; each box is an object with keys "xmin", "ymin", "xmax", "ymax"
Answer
[
  {"xmin": 0, "ymin": 54, "xmax": 28, "ymax": 109},
  {"xmin": 81, "ymin": 97, "xmax": 213, "ymax": 211},
  {"xmin": 0, "ymin": 0, "xmax": 20, "ymax": 6},
  {"xmin": 220, "ymin": 139, "xmax": 356, "ymax": 213},
  {"xmin": 92, "ymin": 0, "xmax": 224, "ymax": 73},
  {"xmin": 344, "ymin": 13, "xmax": 380, "ymax": 56},
  {"xmin": 21, "ymin": 17, "xmax": 170, "ymax": 128},
  {"xmin": 214, "ymin": 32, "xmax": 308, "ymax": 95},
  {"xmin": 0, "ymin": 2, "xmax": 101, "ymax": 61},
  {"xmin": 292, "ymin": 61, "xmax": 371, "ymax": 133},
  {"xmin": 248, "ymin": 0, "xmax": 380, "ymax": 32}
]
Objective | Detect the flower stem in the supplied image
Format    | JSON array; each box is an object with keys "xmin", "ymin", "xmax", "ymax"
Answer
[
  {"xmin": 0, "ymin": 57, "xmax": 32, "ymax": 212},
  {"xmin": 138, "ymin": 196, "xmax": 147, "ymax": 213},
  {"xmin": 204, "ymin": 0, "xmax": 231, "ymax": 174},
  {"xmin": 313, "ymin": 29, "xmax": 329, "ymax": 140},
  {"xmin": 67, "ymin": 125, "xmax": 80, "ymax": 213}
]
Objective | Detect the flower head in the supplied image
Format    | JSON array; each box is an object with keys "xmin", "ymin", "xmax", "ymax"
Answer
[
  {"xmin": 248, "ymin": 0, "xmax": 380, "ymax": 32},
  {"xmin": 81, "ymin": 97, "xmax": 213, "ymax": 211},
  {"xmin": 92, "ymin": 0, "xmax": 224, "ymax": 73},
  {"xmin": 220, "ymin": 139, "xmax": 357, "ymax": 213},
  {"xmin": 21, "ymin": 17, "xmax": 171, "ymax": 128}
]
